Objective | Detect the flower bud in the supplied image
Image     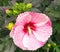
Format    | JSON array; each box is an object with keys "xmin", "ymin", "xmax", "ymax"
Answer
[
  {"xmin": 13, "ymin": 10, "xmax": 19, "ymax": 15},
  {"xmin": 6, "ymin": 22, "xmax": 14, "ymax": 30},
  {"xmin": 47, "ymin": 43, "xmax": 51, "ymax": 48},
  {"xmin": 26, "ymin": 3, "xmax": 32, "ymax": 9},
  {"xmin": 53, "ymin": 43, "xmax": 56, "ymax": 47},
  {"xmin": 6, "ymin": 9, "xmax": 12, "ymax": 15},
  {"xmin": 15, "ymin": 2, "xmax": 19, "ymax": 6}
]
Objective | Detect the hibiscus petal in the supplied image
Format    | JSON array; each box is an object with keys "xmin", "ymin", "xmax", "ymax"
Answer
[
  {"xmin": 35, "ymin": 19, "xmax": 52, "ymax": 27},
  {"xmin": 10, "ymin": 24, "xmax": 17, "ymax": 38},
  {"xmin": 33, "ymin": 24, "xmax": 52, "ymax": 42},
  {"xmin": 22, "ymin": 34, "xmax": 44, "ymax": 50},
  {"xmin": 16, "ymin": 12, "xmax": 32, "ymax": 25},
  {"xmin": 30, "ymin": 12, "xmax": 49, "ymax": 25},
  {"xmin": 11, "ymin": 26, "xmax": 27, "ymax": 50}
]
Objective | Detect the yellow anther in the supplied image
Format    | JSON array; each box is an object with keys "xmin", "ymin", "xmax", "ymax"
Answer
[{"xmin": 28, "ymin": 26, "xmax": 32, "ymax": 34}]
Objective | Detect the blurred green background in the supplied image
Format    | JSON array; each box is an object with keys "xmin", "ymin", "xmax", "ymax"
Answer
[{"xmin": 0, "ymin": 0, "xmax": 60, "ymax": 52}]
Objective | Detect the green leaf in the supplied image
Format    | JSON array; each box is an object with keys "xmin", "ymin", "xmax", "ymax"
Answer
[
  {"xmin": 0, "ymin": 0, "xmax": 10, "ymax": 6},
  {"xmin": 0, "ymin": 28, "xmax": 10, "ymax": 38},
  {"xmin": 55, "ymin": 46, "xmax": 60, "ymax": 52},
  {"xmin": 0, "ymin": 35, "xmax": 16, "ymax": 52},
  {"xmin": 44, "ymin": 0, "xmax": 60, "ymax": 21},
  {"xmin": 0, "ymin": 17, "xmax": 4, "ymax": 28}
]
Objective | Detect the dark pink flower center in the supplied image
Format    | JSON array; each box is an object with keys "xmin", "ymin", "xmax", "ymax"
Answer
[{"xmin": 23, "ymin": 22, "xmax": 36, "ymax": 34}]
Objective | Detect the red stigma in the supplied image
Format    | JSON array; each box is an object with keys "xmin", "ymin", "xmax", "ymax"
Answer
[{"xmin": 23, "ymin": 22, "xmax": 36, "ymax": 33}]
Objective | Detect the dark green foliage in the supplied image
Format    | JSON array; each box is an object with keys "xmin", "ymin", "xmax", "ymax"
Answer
[
  {"xmin": 39, "ymin": 0, "xmax": 53, "ymax": 12},
  {"xmin": 0, "ymin": 17, "xmax": 4, "ymax": 28},
  {"xmin": 16, "ymin": 0, "xmax": 24, "ymax": 3},
  {"xmin": 15, "ymin": 47, "xmax": 23, "ymax": 52},
  {"xmin": 0, "ymin": 0, "xmax": 10, "ymax": 6},
  {"xmin": 0, "ymin": 28, "xmax": 10, "ymax": 38},
  {"xmin": 44, "ymin": 5, "xmax": 60, "ymax": 21}
]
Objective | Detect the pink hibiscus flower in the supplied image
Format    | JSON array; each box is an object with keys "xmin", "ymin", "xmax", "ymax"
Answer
[{"xmin": 10, "ymin": 12, "xmax": 52, "ymax": 50}]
